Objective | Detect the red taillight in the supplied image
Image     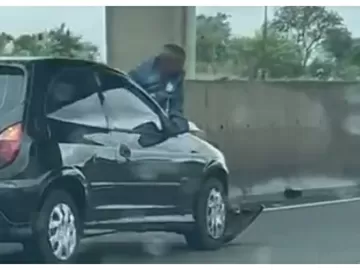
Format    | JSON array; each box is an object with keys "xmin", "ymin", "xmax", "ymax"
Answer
[{"xmin": 0, "ymin": 123, "xmax": 22, "ymax": 167}]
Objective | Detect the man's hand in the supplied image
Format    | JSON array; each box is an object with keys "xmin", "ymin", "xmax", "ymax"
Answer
[{"xmin": 150, "ymin": 91, "xmax": 171, "ymax": 101}]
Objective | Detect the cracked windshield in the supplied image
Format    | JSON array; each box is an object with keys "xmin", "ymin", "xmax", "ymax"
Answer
[{"xmin": 1, "ymin": 5, "xmax": 360, "ymax": 265}]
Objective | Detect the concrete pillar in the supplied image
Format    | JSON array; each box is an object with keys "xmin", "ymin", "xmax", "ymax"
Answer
[{"xmin": 105, "ymin": 6, "xmax": 196, "ymax": 78}]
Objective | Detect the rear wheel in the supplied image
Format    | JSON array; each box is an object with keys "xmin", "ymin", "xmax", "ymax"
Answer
[
  {"xmin": 184, "ymin": 178, "xmax": 228, "ymax": 250},
  {"xmin": 23, "ymin": 190, "xmax": 82, "ymax": 263}
]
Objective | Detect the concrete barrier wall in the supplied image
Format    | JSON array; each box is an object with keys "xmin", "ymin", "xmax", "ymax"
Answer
[{"xmin": 184, "ymin": 80, "xmax": 360, "ymax": 182}]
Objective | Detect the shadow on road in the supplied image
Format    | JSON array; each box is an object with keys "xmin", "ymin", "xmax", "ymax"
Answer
[
  {"xmin": 0, "ymin": 235, "xmax": 245, "ymax": 264},
  {"xmin": 0, "ymin": 238, "xmax": 196, "ymax": 264}
]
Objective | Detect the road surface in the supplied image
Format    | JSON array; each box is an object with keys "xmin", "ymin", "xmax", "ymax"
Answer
[{"xmin": 2, "ymin": 200, "xmax": 360, "ymax": 263}]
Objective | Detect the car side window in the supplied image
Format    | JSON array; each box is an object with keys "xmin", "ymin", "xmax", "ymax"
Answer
[
  {"xmin": 46, "ymin": 66, "xmax": 107, "ymax": 129},
  {"xmin": 98, "ymin": 69, "xmax": 162, "ymax": 131}
]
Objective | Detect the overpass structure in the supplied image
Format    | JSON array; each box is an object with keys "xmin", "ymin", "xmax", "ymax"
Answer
[{"xmin": 105, "ymin": 6, "xmax": 196, "ymax": 79}]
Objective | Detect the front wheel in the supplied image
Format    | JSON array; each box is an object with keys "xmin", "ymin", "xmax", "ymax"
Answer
[
  {"xmin": 23, "ymin": 190, "xmax": 82, "ymax": 263},
  {"xmin": 184, "ymin": 178, "xmax": 228, "ymax": 250}
]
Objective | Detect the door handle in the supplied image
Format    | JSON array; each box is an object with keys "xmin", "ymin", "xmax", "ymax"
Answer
[{"xmin": 119, "ymin": 144, "xmax": 131, "ymax": 159}]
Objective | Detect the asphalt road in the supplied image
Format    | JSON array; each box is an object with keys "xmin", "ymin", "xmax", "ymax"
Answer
[{"xmin": 2, "ymin": 200, "xmax": 360, "ymax": 264}]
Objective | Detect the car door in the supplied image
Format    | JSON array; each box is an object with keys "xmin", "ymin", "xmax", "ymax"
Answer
[
  {"xmin": 45, "ymin": 63, "xmax": 121, "ymax": 222},
  {"xmin": 95, "ymin": 68, "xmax": 186, "ymax": 219}
]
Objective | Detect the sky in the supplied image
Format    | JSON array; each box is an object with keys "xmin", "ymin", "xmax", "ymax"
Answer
[{"xmin": 1, "ymin": 6, "xmax": 360, "ymax": 59}]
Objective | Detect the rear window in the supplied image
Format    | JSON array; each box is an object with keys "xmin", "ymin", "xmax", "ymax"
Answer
[{"xmin": 0, "ymin": 65, "xmax": 25, "ymax": 111}]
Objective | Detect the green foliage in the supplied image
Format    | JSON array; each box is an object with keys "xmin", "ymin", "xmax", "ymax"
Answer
[
  {"xmin": 322, "ymin": 27, "xmax": 352, "ymax": 62},
  {"xmin": 227, "ymin": 30, "xmax": 303, "ymax": 78},
  {"xmin": 196, "ymin": 13, "xmax": 231, "ymax": 64},
  {"xmin": 0, "ymin": 23, "xmax": 99, "ymax": 60},
  {"xmin": 0, "ymin": 32, "xmax": 14, "ymax": 55},
  {"xmin": 271, "ymin": 6, "xmax": 344, "ymax": 67},
  {"xmin": 196, "ymin": 6, "xmax": 360, "ymax": 80}
]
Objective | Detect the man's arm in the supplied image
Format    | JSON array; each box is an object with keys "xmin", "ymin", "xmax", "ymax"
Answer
[
  {"xmin": 128, "ymin": 57, "xmax": 157, "ymax": 89},
  {"xmin": 168, "ymin": 75, "xmax": 185, "ymax": 117},
  {"xmin": 128, "ymin": 67, "xmax": 144, "ymax": 88},
  {"xmin": 168, "ymin": 78, "xmax": 189, "ymax": 134}
]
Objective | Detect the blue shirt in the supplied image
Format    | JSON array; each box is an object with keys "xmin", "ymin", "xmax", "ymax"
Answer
[{"xmin": 128, "ymin": 56, "xmax": 185, "ymax": 118}]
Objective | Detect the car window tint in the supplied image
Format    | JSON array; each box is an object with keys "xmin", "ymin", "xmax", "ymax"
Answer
[
  {"xmin": 0, "ymin": 65, "xmax": 25, "ymax": 111},
  {"xmin": 99, "ymin": 70, "xmax": 162, "ymax": 130},
  {"xmin": 46, "ymin": 67, "xmax": 107, "ymax": 129}
]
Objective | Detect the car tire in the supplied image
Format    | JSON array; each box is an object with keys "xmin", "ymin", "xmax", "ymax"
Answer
[
  {"xmin": 23, "ymin": 190, "xmax": 82, "ymax": 263},
  {"xmin": 184, "ymin": 177, "xmax": 228, "ymax": 250}
]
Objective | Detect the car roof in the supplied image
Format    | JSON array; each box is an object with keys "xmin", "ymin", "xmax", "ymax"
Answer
[
  {"xmin": 0, "ymin": 56, "xmax": 129, "ymax": 76},
  {"xmin": 0, "ymin": 56, "xmax": 96, "ymax": 63},
  {"xmin": 0, "ymin": 56, "xmax": 74, "ymax": 64},
  {"xmin": 0, "ymin": 56, "xmax": 54, "ymax": 61}
]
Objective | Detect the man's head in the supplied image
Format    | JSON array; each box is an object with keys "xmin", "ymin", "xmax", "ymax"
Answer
[{"xmin": 157, "ymin": 44, "xmax": 186, "ymax": 77}]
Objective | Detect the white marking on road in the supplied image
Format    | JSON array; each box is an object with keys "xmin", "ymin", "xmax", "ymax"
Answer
[{"xmin": 265, "ymin": 197, "xmax": 360, "ymax": 212}]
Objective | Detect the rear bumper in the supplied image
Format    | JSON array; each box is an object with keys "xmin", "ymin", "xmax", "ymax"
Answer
[
  {"xmin": 0, "ymin": 211, "xmax": 31, "ymax": 242},
  {"xmin": 0, "ymin": 179, "xmax": 41, "ymax": 222},
  {"xmin": 0, "ymin": 179, "xmax": 41, "ymax": 242}
]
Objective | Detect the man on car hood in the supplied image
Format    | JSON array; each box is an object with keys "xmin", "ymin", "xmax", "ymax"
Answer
[{"xmin": 128, "ymin": 44, "xmax": 186, "ymax": 119}]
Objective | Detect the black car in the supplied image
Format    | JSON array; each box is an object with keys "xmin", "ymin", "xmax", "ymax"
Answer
[{"xmin": 0, "ymin": 57, "xmax": 260, "ymax": 263}]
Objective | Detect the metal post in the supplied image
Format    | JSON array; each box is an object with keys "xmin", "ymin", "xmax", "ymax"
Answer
[
  {"xmin": 260, "ymin": 6, "xmax": 268, "ymax": 80},
  {"xmin": 184, "ymin": 6, "xmax": 196, "ymax": 80}
]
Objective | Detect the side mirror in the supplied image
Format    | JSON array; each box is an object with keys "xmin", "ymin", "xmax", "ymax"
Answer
[
  {"xmin": 134, "ymin": 121, "xmax": 167, "ymax": 147},
  {"xmin": 166, "ymin": 116, "xmax": 190, "ymax": 137}
]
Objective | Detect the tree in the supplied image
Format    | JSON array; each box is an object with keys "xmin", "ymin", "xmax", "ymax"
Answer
[
  {"xmin": 12, "ymin": 34, "xmax": 47, "ymax": 56},
  {"xmin": 347, "ymin": 38, "xmax": 360, "ymax": 68},
  {"xmin": 47, "ymin": 23, "xmax": 99, "ymax": 60},
  {"xmin": 0, "ymin": 23, "xmax": 99, "ymax": 60},
  {"xmin": 271, "ymin": 6, "xmax": 344, "ymax": 68},
  {"xmin": 228, "ymin": 30, "xmax": 303, "ymax": 79},
  {"xmin": 227, "ymin": 36, "xmax": 257, "ymax": 77},
  {"xmin": 322, "ymin": 27, "xmax": 352, "ymax": 63},
  {"xmin": 196, "ymin": 13, "xmax": 232, "ymax": 71},
  {"xmin": 0, "ymin": 32, "xmax": 14, "ymax": 55}
]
